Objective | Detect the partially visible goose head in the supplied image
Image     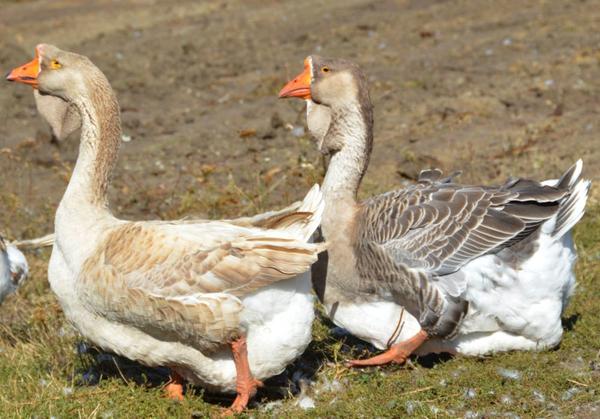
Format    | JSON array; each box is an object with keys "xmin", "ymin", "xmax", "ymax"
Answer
[
  {"xmin": 0, "ymin": 236, "xmax": 29, "ymax": 304},
  {"xmin": 279, "ymin": 55, "xmax": 373, "ymax": 155}
]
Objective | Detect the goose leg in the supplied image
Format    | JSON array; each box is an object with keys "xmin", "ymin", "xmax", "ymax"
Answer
[
  {"xmin": 164, "ymin": 370, "xmax": 185, "ymax": 400},
  {"xmin": 347, "ymin": 330, "xmax": 428, "ymax": 367},
  {"xmin": 227, "ymin": 335, "xmax": 263, "ymax": 413}
]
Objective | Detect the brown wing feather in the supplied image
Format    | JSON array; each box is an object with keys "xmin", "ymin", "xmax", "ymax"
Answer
[
  {"xmin": 222, "ymin": 200, "xmax": 303, "ymax": 228},
  {"xmin": 78, "ymin": 221, "xmax": 323, "ymax": 351}
]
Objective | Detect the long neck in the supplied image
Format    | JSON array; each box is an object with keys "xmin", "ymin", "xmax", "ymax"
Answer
[
  {"xmin": 320, "ymin": 100, "xmax": 373, "ymax": 231},
  {"xmin": 63, "ymin": 81, "xmax": 121, "ymax": 210}
]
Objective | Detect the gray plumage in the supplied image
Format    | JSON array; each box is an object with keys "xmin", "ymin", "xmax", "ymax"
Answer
[
  {"xmin": 354, "ymin": 167, "xmax": 575, "ymax": 337},
  {"xmin": 288, "ymin": 55, "xmax": 589, "ymax": 343}
]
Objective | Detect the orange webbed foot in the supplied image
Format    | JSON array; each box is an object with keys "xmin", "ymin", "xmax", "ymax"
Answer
[
  {"xmin": 346, "ymin": 330, "xmax": 428, "ymax": 368},
  {"xmin": 222, "ymin": 335, "xmax": 262, "ymax": 415},
  {"xmin": 164, "ymin": 371, "xmax": 185, "ymax": 401},
  {"xmin": 224, "ymin": 378, "xmax": 263, "ymax": 415}
]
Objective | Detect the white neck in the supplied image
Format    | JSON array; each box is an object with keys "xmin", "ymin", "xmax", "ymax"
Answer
[
  {"xmin": 306, "ymin": 100, "xmax": 331, "ymax": 148},
  {"xmin": 61, "ymin": 97, "xmax": 107, "ymax": 209},
  {"xmin": 54, "ymin": 90, "xmax": 121, "ymax": 265}
]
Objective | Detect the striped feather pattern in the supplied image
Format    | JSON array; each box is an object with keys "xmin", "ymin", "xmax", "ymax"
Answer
[
  {"xmin": 77, "ymin": 185, "xmax": 325, "ymax": 353},
  {"xmin": 354, "ymin": 169, "xmax": 572, "ymax": 337}
]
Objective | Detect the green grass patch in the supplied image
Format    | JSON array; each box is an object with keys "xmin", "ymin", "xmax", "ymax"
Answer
[{"xmin": 0, "ymin": 206, "xmax": 598, "ymax": 418}]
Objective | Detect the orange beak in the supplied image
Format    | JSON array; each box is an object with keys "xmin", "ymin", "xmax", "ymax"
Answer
[
  {"xmin": 279, "ymin": 59, "xmax": 312, "ymax": 99},
  {"xmin": 6, "ymin": 50, "xmax": 40, "ymax": 88}
]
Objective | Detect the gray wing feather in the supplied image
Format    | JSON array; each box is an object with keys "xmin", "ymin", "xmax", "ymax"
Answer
[
  {"xmin": 354, "ymin": 166, "xmax": 578, "ymax": 337},
  {"xmin": 418, "ymin": 168, "xmax": 462, "ymax": 184},
  {"xmin": 360, "ymin": 174, "xmax": 566, "ymax": 277}
]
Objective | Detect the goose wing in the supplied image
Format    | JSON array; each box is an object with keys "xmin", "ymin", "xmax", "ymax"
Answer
[
  {"xmin": 354, "ymin": 170, "xmax": 567, "ymax": 336},
  {"xmin": 79, "ymin": 186, "xmax": 324, "ymax": 349},
  {"xmin": 358, "ymin": 170, "xmax": 566, "ymax": 278}
]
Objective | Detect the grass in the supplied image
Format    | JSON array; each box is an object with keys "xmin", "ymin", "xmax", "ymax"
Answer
[{"xmin": 0, "ymin": 179, "xmax": 599, "ymax": 418}]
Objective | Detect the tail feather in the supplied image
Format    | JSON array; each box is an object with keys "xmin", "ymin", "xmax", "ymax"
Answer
[
  {"xmin": 556, "ymin": 159, "xmax": 583, "ymax": 190},
  {"xmin": 554, "ymin": 177, "xmax": 590, "ymax": 239},
  {"xmin": 225, "ymin": 236, "xmax": 326, "ymax": 296},
  {"xmin": 267, "ymin": 184, "xmax": 325, "ymax": 242},
  {"xmin": 542, "ymin": 160, "xmax": 590, "ymax": 239},
  {"xmin": 12, "ymin": 233, "xmax": 55, "ymax": 250}
]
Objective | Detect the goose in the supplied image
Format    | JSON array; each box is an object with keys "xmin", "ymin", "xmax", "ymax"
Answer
[
  {"xmin": 0, "ymin": 234, "xmax": 53, "ymax": 305},
  {"xmin": 279, "ymin": 56, "xmax": 590, "ymax": 365},
  {"xmin": 7, "ymin": 45, "xmax": 325, "ymax": 412}
]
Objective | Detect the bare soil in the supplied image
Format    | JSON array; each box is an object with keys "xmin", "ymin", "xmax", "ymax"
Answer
[{"xmin": 2, "ymin": 0, "xmax": 599, "ymax": 236}]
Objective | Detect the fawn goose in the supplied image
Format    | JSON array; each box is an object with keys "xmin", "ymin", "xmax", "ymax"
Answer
[
  {"xmin": 7, "ymin": 45, "xmax": 325, "ymax": 412},
  {"xmin": 279, "ymin": 56, "xmax": 589, "ymax": 365}
]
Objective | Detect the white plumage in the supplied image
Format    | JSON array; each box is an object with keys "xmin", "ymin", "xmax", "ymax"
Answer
[{"xmin": 0, "ymin": 238, "xmax": 29, "ymax": 304}]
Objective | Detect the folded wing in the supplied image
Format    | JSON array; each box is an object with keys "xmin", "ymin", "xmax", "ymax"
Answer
[
  {"xmin": 359, "ymin": 170, "xmax": 567, "ymax": 278},
  {"xmin": 78, "ymin": 185, "xmax": 324, "ymax": 351}
]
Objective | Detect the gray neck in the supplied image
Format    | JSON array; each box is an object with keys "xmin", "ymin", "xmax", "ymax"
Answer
[{"xmin": 320, "ymin": 103, "xmax": 372, "ymax": 230}]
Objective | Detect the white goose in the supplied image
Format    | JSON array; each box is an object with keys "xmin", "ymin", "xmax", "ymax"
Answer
[
  {"xmin": 279, "ymin": 56, "xmax": 590, "ymax": 365},
  {"xmin": 0, "ymin": 236, "xmax": 28, "ymax": 304},
  {"xmin": 0, "ymin": 234, "xmax": 53, "ymax": 305},
  {"xmin": 7, "ymin": 45, "xmax": 325, "ymax": 412}
]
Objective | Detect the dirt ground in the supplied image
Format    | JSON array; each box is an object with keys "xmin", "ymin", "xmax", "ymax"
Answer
[
  {"xmin": 2, "ymin": 0, "xmax": 600, "ymax": 235},
  {"xmin": 0, "ymin": 0, "xmax": 599, "ymax": 417}
]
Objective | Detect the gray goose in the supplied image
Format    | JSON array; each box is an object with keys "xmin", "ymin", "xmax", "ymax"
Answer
[{"xmin": 279, "ymin": 56, "xmax": 590, "ymax": 365}]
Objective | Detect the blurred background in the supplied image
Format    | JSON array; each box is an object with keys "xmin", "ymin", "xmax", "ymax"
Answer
[
  {"xmin": 0, "ymin": 0, "xmax": 599, "ymax": 417},
  {"xmin": 2, "ymin": 0, "xmax": 599, "ymax": 236}
]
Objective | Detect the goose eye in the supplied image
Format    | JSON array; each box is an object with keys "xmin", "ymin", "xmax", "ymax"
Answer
[
  {"xmin": 321, "ymin": 66, "xmax": 330, "ymax": 73},
  {"xmin": 50, "ymin": 59, "xmax": 62, "ymax": 69}
]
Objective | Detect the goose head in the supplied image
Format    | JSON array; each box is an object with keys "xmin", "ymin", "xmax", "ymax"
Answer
[
  {"xmin": 279, "ymin": 56, "xmax": 373, "ymax": 154},
  {"xmin": 7, "ymin": 44, "xmax": 105, "ymax": 104},
  {"xmin": 6, "ymin": 45, "xmax": 82, "ymax": 142}
]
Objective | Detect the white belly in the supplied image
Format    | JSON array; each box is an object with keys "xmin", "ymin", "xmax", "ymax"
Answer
[
  {"xmin": 49, "ymin": 247, "xmax": 314, "ymax": 393},
  {"xmin": 185, "ymin": 272, "xmax": 315, "ymax": 389},
  {"xmin": 326, "ymin": 231, "xmax": 577, "ymax": 357},
  {"xmin": 326, "ymin": 299, "xmax": 422, "ymax": 351}
]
